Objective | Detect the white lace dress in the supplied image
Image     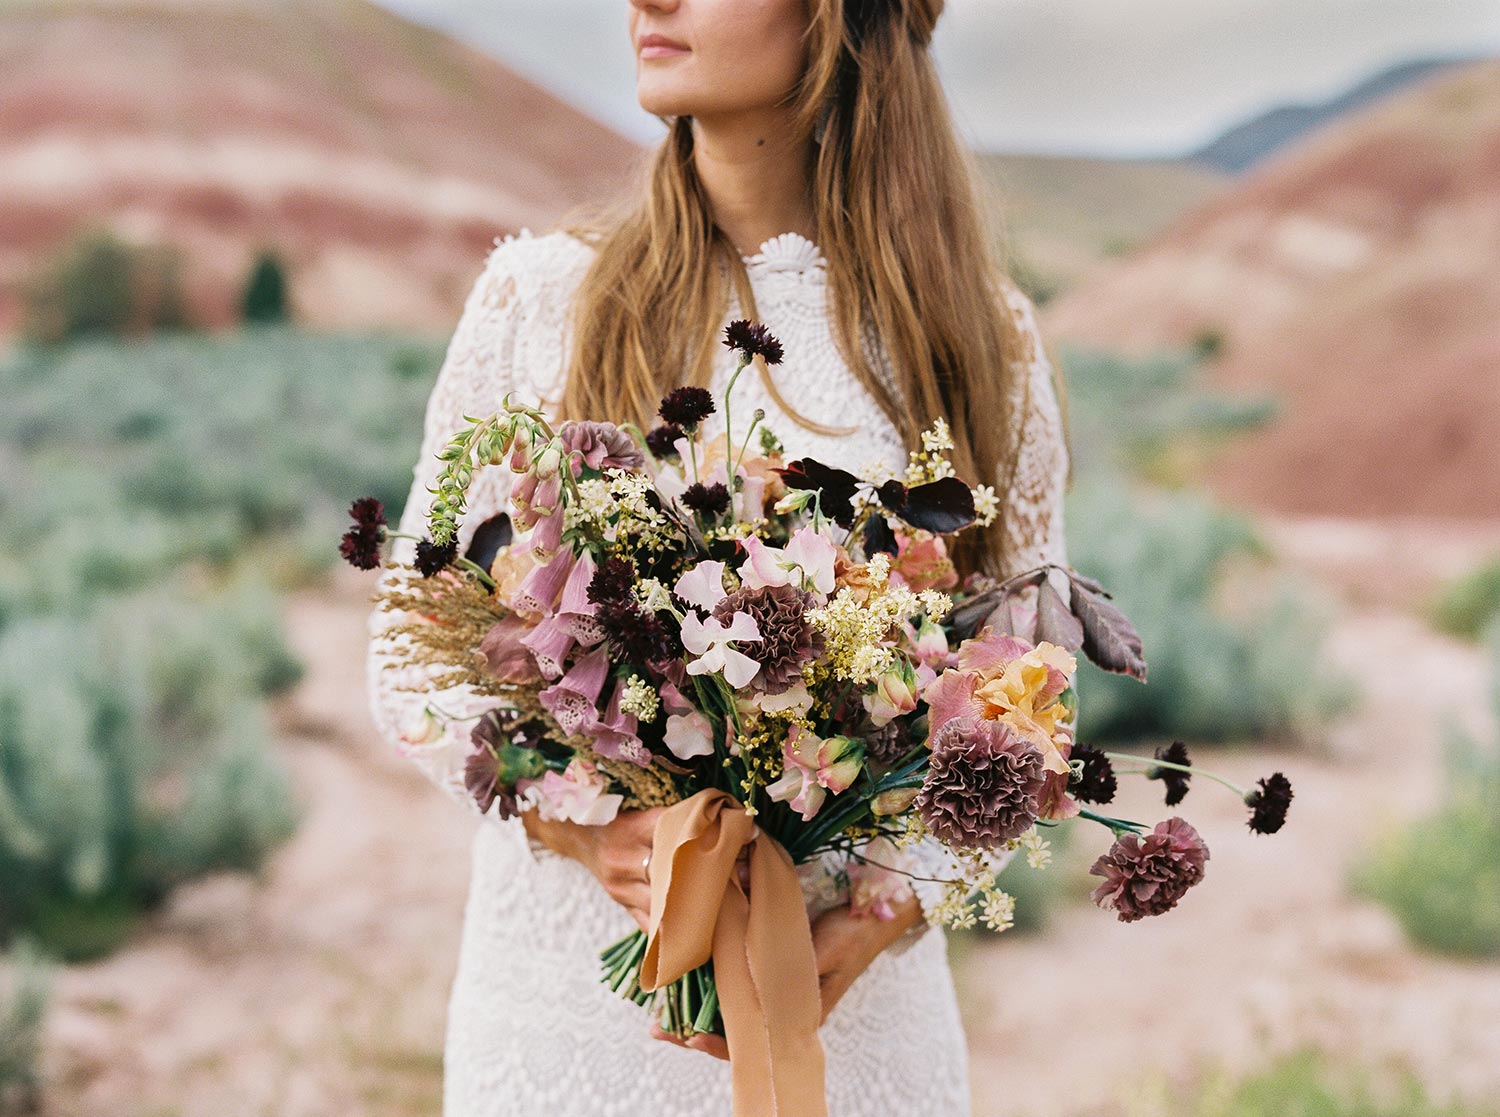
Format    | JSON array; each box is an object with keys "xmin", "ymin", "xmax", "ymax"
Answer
[{"xmin": 366, "ymin": 228, "xmax": 1072, "ymax": 1116}]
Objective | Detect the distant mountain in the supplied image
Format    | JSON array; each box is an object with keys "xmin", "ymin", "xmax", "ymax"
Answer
[
  {"xmin": 1043, "ymin": 59, "xmax": 1500, "ymax": 519},
  {"xmin": 0, "ymin": 0, "xmax": 641, "ymax": 335},
  {"xmin": 1188, "ymin": 55, "xmax": 1484, "ymax": 174}
]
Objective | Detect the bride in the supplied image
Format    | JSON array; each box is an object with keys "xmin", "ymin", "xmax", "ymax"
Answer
[{"xmin": 368, "ymin": 0, "xmax": 1073, "ymax": 1112}]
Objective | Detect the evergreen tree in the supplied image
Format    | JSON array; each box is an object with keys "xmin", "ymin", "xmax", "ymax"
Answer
[{"xmin": 241, "ymin": 250, "xmax": 290, "ymax": 324}]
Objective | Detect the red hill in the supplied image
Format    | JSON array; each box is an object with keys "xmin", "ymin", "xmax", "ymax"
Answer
[
  {"xmin": 0, "ymin": 0, "xmax": 641, "ymax": 333},
  {"xmin": 1042, "ymin": 60, "xmax": 1500, "ymax": 519}
]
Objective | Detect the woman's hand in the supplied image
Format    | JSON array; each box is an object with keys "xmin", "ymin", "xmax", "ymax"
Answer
[
  {"xmin": 811, "ymin": 892, "xmax": 924, "ymax": 1023},
  {"xmin": 522, "ymin": 807, "xmax": 664, "ymax": 931}
]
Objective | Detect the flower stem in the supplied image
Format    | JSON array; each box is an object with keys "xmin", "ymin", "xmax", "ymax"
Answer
[
  {"xmin": 1104, "ymin": 752, "xmax": 1247, "ymax": 797},
  {"xmin": 1077, "ymin": 807, "xmax": 1145, "ymax": 836}
]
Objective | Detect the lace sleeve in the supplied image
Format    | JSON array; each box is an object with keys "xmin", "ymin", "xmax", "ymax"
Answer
[
  {"xmin": 365, "ymin": 232, "xmax": 571, "ymax": 843},
  {"xmin": 903, "ymin": 279, "xmax": 1076, "ymax": 922}
]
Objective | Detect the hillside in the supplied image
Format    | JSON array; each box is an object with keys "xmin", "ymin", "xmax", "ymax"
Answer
[
  {"xmin": 1042, "ymin": 59, "xmax": 1500, "ymax": 519},
  {"xmin": 0, "ymin": 0, "xmax": 641, "ymax": 334},
  {"xmin": 976, "ymin": 152, "xmax": 1227, "ymax": 301}
]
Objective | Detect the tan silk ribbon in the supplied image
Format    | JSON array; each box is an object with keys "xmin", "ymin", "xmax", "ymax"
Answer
[{"xmin": 639, "ymin": 788, "xmax": 827, "ymax": 1117}]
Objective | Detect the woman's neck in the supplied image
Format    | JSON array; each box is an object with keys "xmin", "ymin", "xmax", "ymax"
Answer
[{"xmin": 690, "ymin": 112, "xmax": 817, "ymax": 257}]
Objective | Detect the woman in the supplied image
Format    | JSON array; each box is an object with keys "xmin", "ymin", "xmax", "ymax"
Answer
[{"xmin": 367, "ymin": 0, "xmax": 1074, "ymax": 1112}]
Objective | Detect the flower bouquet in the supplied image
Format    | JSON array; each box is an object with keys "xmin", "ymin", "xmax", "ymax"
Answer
[{"xmin": 349, "ymin": 319, "xmax": 1293, "ymax": 1111}]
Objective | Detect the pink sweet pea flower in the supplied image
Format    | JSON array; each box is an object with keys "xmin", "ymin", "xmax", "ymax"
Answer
[
  {"xmin": 526, "ymin": 759, "xmax": 623, "ymax": 826},
  {"xmin": 862, "ymin": 658, "xmax": 920, "ymax": 727},
  {"xmin": 664, "ymin": 710, "xmax": 715, "ymax": 759},
  {"xmin": 738, "ymin": 526, "xmax": 838, "ymax": 596},
  {"xmin": 906, "ymin": 615, "xmax": 953, "ymax": 668},
  {"xmin": 674, "ymin": 560, "xmax": 730, "ymax": 613},
  {"xmin": 766, "ymin": 727, "xmax": 865, "ymax": 821},
  {"xmin": 681, "ymin": 611, "xmax": 762, "ymax": 689}
]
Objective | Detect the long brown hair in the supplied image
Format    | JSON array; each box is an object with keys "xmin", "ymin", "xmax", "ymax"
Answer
[{"xmin": 555, "ymin": 0, "xmax": 1069, "ymax": 576}]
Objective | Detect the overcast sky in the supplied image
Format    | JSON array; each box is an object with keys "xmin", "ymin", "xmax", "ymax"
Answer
[{"xmin": 381, "ymin": 0, "xmax": 1498, "ymax": 156}]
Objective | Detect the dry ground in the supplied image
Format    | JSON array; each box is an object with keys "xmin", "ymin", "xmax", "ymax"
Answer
[{"xmin": 35, "ymin": 516, "xmax": 1500, "ymax": 1116}]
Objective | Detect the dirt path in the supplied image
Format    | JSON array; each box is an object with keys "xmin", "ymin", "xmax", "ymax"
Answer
[
  {"xmin": 35, "ymin": 517, "xmax": 1500, "ymax": 1116},
  {"xmin": 963, "ymin": 516, "xmax": 1500, "ymax": 1115}
]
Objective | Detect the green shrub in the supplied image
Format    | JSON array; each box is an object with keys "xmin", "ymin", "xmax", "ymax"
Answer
[
  {"xmin": 0, "ymin": 330, "xmax": 445, "ymax": 600},
  {"xmin": 0, "ymin": 328, "xmax": 453, "ymax": 962},
  {"xmin": 0, "ymin": 942, "xmax": 51, "ymax": 1113},
  {"xmin": 1052, "ymin": 344, "xmax": 1351, "ymax": 744},
  {"xmin": 23, "ymin": 229, "xmax": 189, "ymax": 343},
  {"xmin": 1351, "ymin": 621, "xmax": 1500, "ymax": 958},
  {"xmin": 1067, "ymin": 476, "xmax": 1355, "ymax": 744},
  {"xmin": 1150, "ymin": 1048, "xmax": 1490, "ymax": 1116},
  {"xmin": 0, "ymin": 585, "xmax": 299, "ymax": 960},
  {"xmin": 1431, "ymin": 556, "xmax": 1500, "ymax": 642}
]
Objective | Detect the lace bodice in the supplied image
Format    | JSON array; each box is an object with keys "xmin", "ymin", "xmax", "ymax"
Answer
[{"xmin": 365, "ymin": 226, "xmax": 1073, "ymax": 918}]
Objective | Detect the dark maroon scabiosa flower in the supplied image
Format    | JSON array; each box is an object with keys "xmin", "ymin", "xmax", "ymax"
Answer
[
  {"xmin": 915, "ymin": 716, "xmax": 1047, "ymax": 850},
  {"xmin": 722, "ymin": 319, "xmax": 785, "ymax": 365},
  {"xmin": 1147, "ymin": 740, "xmax": 1192, "ymax": 806},
  {"xmin": 1245, "ymin": 772, "xmax": 1294, "ymax": 834},
  {"xmin": 339, "ymin": 526, "xmax": 383, "ymax": 570},
  {"xmin": 681, "ymin": 481, "xmax": 732, "ymax": 519},
  {"xmin": 587, "ymin": 556, "xmax": 638, "ymax": 606},
  {"xmin": 339, "ymin": 497, "xmax": 388, "ymax": 570},
  {"xmin": 414, "ymin": 536, "xmax": 458, "ymax": 577},
  {"xmin": 1089, "ymin": 817, "xmax": 1210, "ymax": 923},
  {"xmin": 1068, "ymin": 744, "xmax": 1118, "ymax": 805},
  {"xmin": 349, "ymin": 497, "xmax": 387, "ymax": 529},
  {"xmin": 598, "ymin": 600, "xmax": 679, "ymax": 666},
  {"xmin": 658, "ymin": 387, "xmax": 716, "ymax": 430},
  {"xmin": 646, "ymin": 423, "xmax": 685, "ymax": 458},
  {"xmin": 711, "ymin": 584, "xmax": 820, "ymax": 695}
]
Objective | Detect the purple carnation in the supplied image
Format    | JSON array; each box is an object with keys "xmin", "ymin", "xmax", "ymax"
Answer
[
  {"xmin": 1089, "ymin": 817, "xmax": 1210, "ymax": 923},
  {"xmin": 712, "ymin": 584, "xmax": 819, "ymax": 695},
  {"xmin": 914, "ymin": 716, "xmax": 1047, "ymax": 850},
  {"xmin": 559, "ymin": 420, "xmax": 645, "ymax": 474}
]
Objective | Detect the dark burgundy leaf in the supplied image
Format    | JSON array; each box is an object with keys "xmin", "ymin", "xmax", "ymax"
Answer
[
  {"xmin": 863, "ymin": 513, "xmax": 898, "ymax": 557},
  {"xmin": 1067, "ymin": 573, "xmax": 1147, "ymax": 680},
  {"xmin": 946, "ymin": 589, "xmax": 1001, "ymax": 642},
  {"xmin": 464, "ymin": 512, "xmax": 513, "ymax": 572},
  {"xmin": 877, "ymin": 480, "xmax": 908, "ymax": 512},
  {"xmin": 896, "ymin": 477, "xmax": 976, "ymax": 534},
  {"xmin": 1035, "ymin": 575, "xmax": 1085, "ymax": 651},
  {"xmin": 777, "ymin": 458, "xmax": 861, "ymax": 527},
  {"xmin": 995, "ymin": 593, "xmax": 1036, "ymax": 643}
]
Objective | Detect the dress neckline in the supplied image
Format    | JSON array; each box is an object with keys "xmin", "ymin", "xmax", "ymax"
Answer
[{"xmin": 740, "ymin": 231, "xmax": 827, "ymax": 277}]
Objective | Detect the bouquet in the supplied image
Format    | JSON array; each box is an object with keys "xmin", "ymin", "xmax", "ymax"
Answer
[{"xmin": 347, "ymin": 319, "xmax": 1293, "ymax": 1113}]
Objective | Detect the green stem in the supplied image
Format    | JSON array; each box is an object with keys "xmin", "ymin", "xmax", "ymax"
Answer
[
  {"xmin": 720, "ymin": 354, "xmax": 753, "ymax": 491},
  {"xmin": 1077, "ymin": 806, "xmax": 1145, "ymax": 836},
  {"xmin": 1104, "ymin": 752, "xmax": 1248, "ymax": 797}
]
